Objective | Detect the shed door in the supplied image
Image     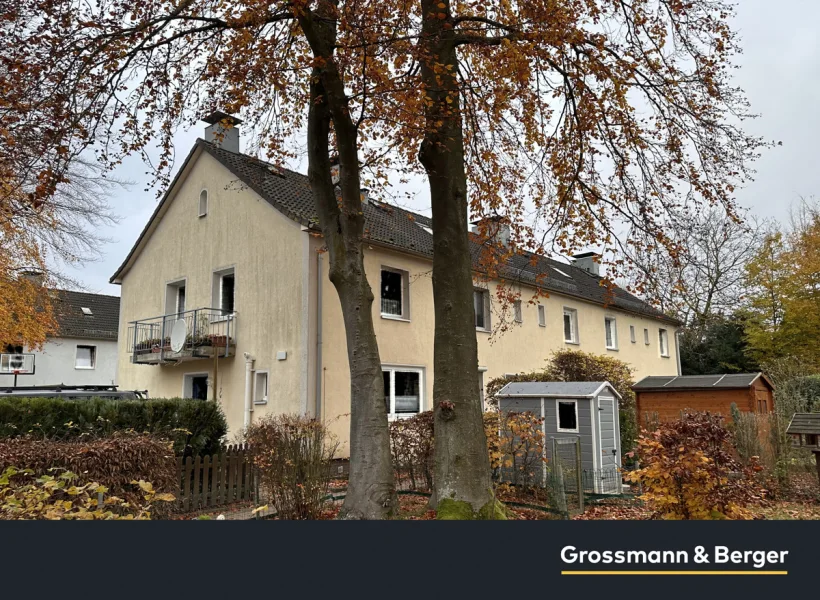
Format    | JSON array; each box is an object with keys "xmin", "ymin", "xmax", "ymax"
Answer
[{"xmin": 597, "ymin": 396, "xmax": 620, "ymax": 492}]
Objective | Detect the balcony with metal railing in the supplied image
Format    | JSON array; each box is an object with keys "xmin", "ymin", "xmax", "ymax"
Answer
[{"xmin": 126, "ymin": 308, "xmax": 237, "ymax": 365}]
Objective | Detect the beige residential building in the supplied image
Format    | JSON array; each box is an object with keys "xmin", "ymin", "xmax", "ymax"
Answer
[{"xmin": 112, "ymin": 120, "xmax": 680, "ymax": 453}]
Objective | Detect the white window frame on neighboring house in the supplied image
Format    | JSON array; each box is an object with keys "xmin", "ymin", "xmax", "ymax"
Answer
[
  {"xmin": 198, "ymin": 189, "xmax": 209, "ymax": 217},
  {"xmin": 644, "ymin": 328, "xmax": 650, "ymax": 345},
  {"xmin": 659, "ymin": 328, "xmax": 670, "ymax": 357},
  {"xmin": 380, "ymin": 266, "xmax": 410, "ymax": 321},
  {"xmin": 556, "ymin": 399, "xmax": 580, "ymax": 433},
  {"xmin": 75, "ymin": 345, "xmax": 96, "ymax": 370},
  {"xmin": 630, "ymin": 325, "xmax": 637, "ymax": 344},
  {"xmin": 537, "ymin": 304, "xmax": 546, "ymax": 327},
  {"xmin": 563, "ymin": 307, "xmax": 579, "ymax": 344},
  {"xmin": 513, "ymin": 300, "xmax": 523, "ymax": 323},
  {"xmin": 382, "ymin": 365, "xmax": 424, "ymax": 420},
  {"xmin": 605, "ymin": 316, "xmax": 619, "ymax": 350},
  {"xmin": 253, "ymin": 370, "xmax": 269, "ymax": 405},
  {"xmin": 474, "ymin": 288, "xmax": 491, "ymax": 332}
]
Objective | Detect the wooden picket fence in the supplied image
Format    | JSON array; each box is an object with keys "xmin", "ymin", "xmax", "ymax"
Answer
[{"xmin": 176, "ymin": 444, "xmax": 257, "ymax": 512}]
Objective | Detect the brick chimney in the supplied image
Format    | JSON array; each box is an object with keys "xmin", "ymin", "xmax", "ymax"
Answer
[{"xmin": 203, "ymin": 111, "xmax": 242, "ymax": 153}]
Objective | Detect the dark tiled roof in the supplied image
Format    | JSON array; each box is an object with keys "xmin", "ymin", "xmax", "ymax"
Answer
[
  {"xmin": 786, "ymin": 414, "xmax": 820, "ymax": 436},
  {"xmin": 50, "ymin": 290, "xmax": 120, "ymax": 341},
  {"xmin": 633, "ymin": 373, "xmax": 773, "ymax": 391},
  {"xmin": 112, "ymin": 139, "xmax": 677, "ymax": 324}
]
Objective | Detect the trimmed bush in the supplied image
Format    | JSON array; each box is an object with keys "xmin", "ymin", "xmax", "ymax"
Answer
[
  {"xmin": 243, "ymin": 415, "xmax": 339, "ymax": 520},
  {"xmin": 0, "ymin": 397, "xmax": 227, "ymax": 456},
  {"xmin": 0, "ymin": 434, "xmax": 177, "ymax": 517}
]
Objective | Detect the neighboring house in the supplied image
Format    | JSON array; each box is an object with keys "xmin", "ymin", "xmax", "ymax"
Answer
[
  {"xmin": 112, "ymin": 116, "xmax": 681, "ymax": 454},
  {"xmin": 0, "ymin": 290, "xmax": 120, "ymax": 387},
  {"xmin": 633, "ymin": 373, "xmax": 775, "ymax": 424}
]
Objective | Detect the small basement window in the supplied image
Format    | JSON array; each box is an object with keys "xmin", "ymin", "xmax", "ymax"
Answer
[
  {"xmin": 199, "ymin": 189, "xmax": 208, "ymax": 217},
  {"xmin": 474, "ymin": 289, "xmax": 491, "ymax": 331},
  {"xmin": 557, "ymin": 400, "xmax": 579, "ymax": 432},
  {"xmin": 75, "ymin": 345, "xmax": 96, "ymax": 369},
  {"xmin": 254, "ymin": 371, "xmax": 269, "ymax": 404},
  {"xmin": 381, "ymin": 267, "xmax": 409, "ymax": 319}
]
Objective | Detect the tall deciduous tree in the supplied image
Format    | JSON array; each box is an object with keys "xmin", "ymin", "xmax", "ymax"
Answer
[
  {"xmin": 744, "ymin": 201, "xmax": 820, "ymax": 368},
  {"xmin": 1, "ymin": 0, "xmax": 396, "ymax": 518},
  {"xmin": 363, "ymin": 0, "xmax": 765, "ymax": 516}
]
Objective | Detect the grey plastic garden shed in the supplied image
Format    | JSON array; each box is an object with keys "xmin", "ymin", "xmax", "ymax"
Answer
[{"xmin": 496, "ymin": 381, "xmax": 623, "ymax": 494}]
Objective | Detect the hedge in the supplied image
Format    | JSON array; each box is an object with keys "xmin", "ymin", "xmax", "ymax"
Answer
[
  {"xmin": 0, "ymin": 397, "xmax": 227, "ymax": 456},
  {"xmin": 0, "ymin": 434, "xmax": 177, "ymax": 517}
]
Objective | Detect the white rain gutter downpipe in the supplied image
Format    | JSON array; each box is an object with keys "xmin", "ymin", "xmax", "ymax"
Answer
[
  {"xmin": 675, "ymin": 330, "xmax": 683, "ymax": 376},
  {"xmin": 315, "ymin": 254, "xmax": 323, "ymax": 419},
  {"xmin": 243, "ymin": 352, "xmax": 255, "ymax": 430}
]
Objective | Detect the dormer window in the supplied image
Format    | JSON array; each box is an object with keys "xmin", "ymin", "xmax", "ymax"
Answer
[{"xmin": 199, "ymin": 189, "xmax": 208, "ymax": 217}]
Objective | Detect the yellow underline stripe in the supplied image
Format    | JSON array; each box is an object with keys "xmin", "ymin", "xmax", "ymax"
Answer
[{"xmin": 561, "ymin": 571, "xmax": 788, "ymax": 576}]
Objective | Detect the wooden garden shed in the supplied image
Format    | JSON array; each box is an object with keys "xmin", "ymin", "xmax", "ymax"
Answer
[
  {"xmin": 633, "ymin": 373, "xmax": 775, "ymax": 424},
  {"xmin": 496, "ymin": 381, "xmax": 622, "ymax": 494}
]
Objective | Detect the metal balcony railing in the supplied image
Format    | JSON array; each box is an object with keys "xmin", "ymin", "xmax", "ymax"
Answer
[{"xmin": 126, "ymin": 307, "xmax": 237, "ymax": 365}]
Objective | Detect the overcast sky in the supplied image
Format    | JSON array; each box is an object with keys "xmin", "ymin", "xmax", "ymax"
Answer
[{"xmin": 66, "ymin": 0, "xmax": 820, "ymax": 296}]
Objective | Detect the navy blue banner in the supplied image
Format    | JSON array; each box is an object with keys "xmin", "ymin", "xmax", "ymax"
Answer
[{"xmin": 0, "ymin": 521, "xmax": 813, "ymax": 599}]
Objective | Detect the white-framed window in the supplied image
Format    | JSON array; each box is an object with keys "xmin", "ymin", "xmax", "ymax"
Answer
[
  {"xmin": 198, "ymin": 189, "xmax": 209, "ymax": 217},
  {"xmin": 183, "ymin": 373, "xmax": 209, "ymax": 400},
  {"xmin": 557, "ymin": 399, "xmax": 579, "ymax": 433},
  {"xmin": 254, "ymin": 371, "xmax": 269, "ymax": 404},
  {"xmin": 382, "ymin": 366, "xmax": 423, "ymax": 419},
  {"xmin": 659, "ymin": 329, "xmax": 670, "ymax": 357},
  {"xmin": 537, "ymin": 304, "xmax": 546, "ymax": 327},
  {"xmin": 644, "ymin": 328, "xmax": 650, "ymax": 345},
  {"xmin": 630, "ymin": 325, "xmax": 636, "ymax": 344},
  {"xmin": 513, "ymin": 300, "xmax": 523, "ymax": 323},
  {"xmin": 563, "ymin": 308, "xmax": 578, "ymax": 343},
  {"xmin": 164, "ymin": 279, "xmax": 186, "ymax": 316},
  {"xmin": 474, "ymin": 288, "xmax": 491, "ymax": 331},
  {"xmin": 75, "ymin": 345, "xmax": 96, "ymax": 370},
  {"xmin": 605, "ymin": 316, "xmax": 618, "ymax": 350},
  {"xmin": 212, "ymin": 267, "xmax": 236, "ymax": 316},
  {"xmin": 380, "ymin": 267, "xmax": 409, "ymax": 320}
]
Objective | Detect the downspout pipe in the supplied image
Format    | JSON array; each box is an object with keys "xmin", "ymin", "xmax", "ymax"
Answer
[
  {"xmin": 243, "ymin": 352, "xmax": 255, "ymax": 430},
  {"xmin": 315, "ymin": 255, "xmax": 323, "ymax": 420},
  {"xmin": 675, "ymin": 329, "xmax": 683, "ymax": 376}
]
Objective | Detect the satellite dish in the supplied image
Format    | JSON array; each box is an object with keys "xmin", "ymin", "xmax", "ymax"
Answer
[{"xmin": 170, "ymin": 319, "xmax": 188, "ymax": 352}]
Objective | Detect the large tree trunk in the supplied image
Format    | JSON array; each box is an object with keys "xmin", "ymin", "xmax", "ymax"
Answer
[
  {"xmin": 301, "ymin": 4, "xmax": 397, "ymax": 520},
  {"xmin": 418, "ymin": 0, "xmax": 497, "ymax": 518}
]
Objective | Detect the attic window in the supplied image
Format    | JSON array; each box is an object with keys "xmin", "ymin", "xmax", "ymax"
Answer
[
  {"xmin": 552, "ymin": 267, "xmax": 571, "ymax": 278},
  {"xmin": 415, "ymin": 222, "xmax": 433, "ymax": 235},
  {"xmin": 81, "ymin": 307, "xmax": 93, "ymax": 316}
]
